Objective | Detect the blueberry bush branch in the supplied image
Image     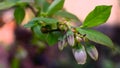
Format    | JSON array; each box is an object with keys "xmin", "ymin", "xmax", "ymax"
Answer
[{"xmin": 0, "ymin": 0, "xmax": 114, "ymax": 64}]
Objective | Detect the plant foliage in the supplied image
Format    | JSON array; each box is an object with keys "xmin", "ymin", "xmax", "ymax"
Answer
[{"xmin": 0, "ymin": 0, "xmax": 114, "ymax": 65}]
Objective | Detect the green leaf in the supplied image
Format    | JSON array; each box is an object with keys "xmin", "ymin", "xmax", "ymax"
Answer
[
  {"xmin": 46, "ymin": 32, "xmax": 61, "ymax": 46},
  {"xmin": 42, "ymin": 2, "xmax": 50, "ymax": 12},
  {"xmin": 38, "ymin": 0, "xmax": 50, "ymax": 12},
  {"xmin": 81, "ymin": 5, "xmax": 112, "ymax": 28},
  {"xmin": 33, "ymin": 25, "xmax": 47, "ymax": 41},
  {"xmin": 28, "ymin": 17, "xmax": 58, "ymax": 25},
  {"xmin": 47, "ymin": 0, "xmax": 65, "ymax": 16},
  {"xmin": 33, "ymin": 25, "xmax": 42, "ymax": 38},
  {"xmin": 0, "ymin": 0, "xmax": 33, "ymax": 10},
  {"xmin": 34, "ymin": 0, "xmax": 50, "ymax": 13},
  {"xmin": 14, "ymin": 7, "xmax": 25, "ymax": 25},
  {"xmin": 24, "ymin": 21, "xmax": 35, "ymax": 28},
  {"xmin": 5, "ymin": 0, "xmax": 20, "ymax": 2},
  {"xmin": 38, "ymin": 18, "xmax": 58, "ymax": 24},
  {"xmin": 33, "ymin": 25, "xmax": 60, "ymax": 46},
  {"xmin": 76, "ymin": 28, "xmax": 114, "ymax": 49},
  {"xmin": 0, "ymin": 0, "xmax": 32, "ymax": 10},
  {"xmin": 0, "ymin": 2, "xmax": 15, "ymax": 10},
  {"xmin": 19, "ymin": 0, "xmax": 33, "ymax": 3},
  {"xmin": 55, "ymin": 10, "xmax": 80, "ymax": 22},
  {"xmin": 6, "ymin": 0, "xmax": 33, "ymax": 3}
]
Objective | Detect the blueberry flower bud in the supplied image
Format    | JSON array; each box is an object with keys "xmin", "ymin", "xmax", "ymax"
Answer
[
  {"xmin": 86, "ymin": 45, "xmax": 98, "ymax": 61},
  {"xmin": 76, "ymin": 35, "xmax": 82, "ymax": 42},
  {"xmin": 72, "ymin": 45, "xmax": 87, "ymax": 64},
  {"xmin": 67, "ymin": 35, "xmax": 75, "ymax": 46},
  {"xmin": 58, "ymin": 40, "xmax": 66, "ymax": 51}
]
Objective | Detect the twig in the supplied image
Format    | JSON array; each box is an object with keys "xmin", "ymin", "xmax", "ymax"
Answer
[{"xmin": 27, "ymin": 4, "xmax": 37, "ymax": 17}]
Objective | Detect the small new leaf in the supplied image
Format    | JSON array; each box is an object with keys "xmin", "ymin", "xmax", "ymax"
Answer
[
  {"xmin": 0, "ymin": 2, "xmax": 15, "ymax": 10},
  {"xmin": 38, "ymin": 0, "xmax": 50, "ymax": 12},
  {"xmin": 47, "ymin": 0, "xmax": 65, "ymax": 16},
  {"xmin": 14, "ymin": 7, "xmax": 25, "ymax": 25},
  {"xmin": 28, "ymin": 17, "xmax": 58, "ymax": 25},
  {"xmin": 33, "ymin": 25, "xmax": 42, "ymax": 38},
  {"xmin": 55, "ymin": 10, "xmax": 80, "ymax": 22},
  {"xmin": 81, "ymin": 5, "xmax": 112, "ymax": 28},
  {"xmin": 24, "ymin": 21, "xmax": 35, "ymax": 28}
]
